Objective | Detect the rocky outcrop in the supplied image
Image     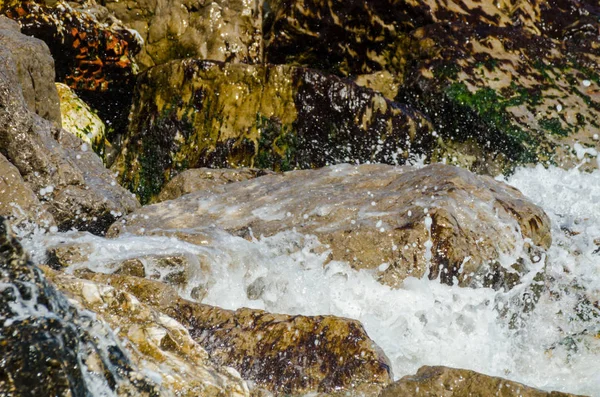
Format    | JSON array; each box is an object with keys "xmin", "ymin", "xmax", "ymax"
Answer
[
  {"xmin": 46, "ymin": 269, "xmax": 250, "ymax": 397},
  {"xmin": 0, "ymin": 217, "xmax": 163, "ymax": 396},
  {"xmin": 109, "ymin": 163, "xmax": 551, "ymax": 290},
  {"xmin": 112, "ymin": 59, "xmax": 433, "ymax": 203},
  {"xmin": 72, "ymin": 272, "xmax": 392, "ymax": 396},
  {"xmin": 0, "ymin": 16, "xmax": 60, "ymax": 124},
  {"xmin": 100, "ymin": 0, "xmax": 262, "ymax": 70},
  {"xmin": 156, "ymin": 167, "xmax": 275, "ymax": 202},
  {"xmin": 0, "ymin": 19, "xmax": 139, "ymax": 233},
  {"xmin": 380, "ymin": 366, "xmax": 587, "ymax": 397}
]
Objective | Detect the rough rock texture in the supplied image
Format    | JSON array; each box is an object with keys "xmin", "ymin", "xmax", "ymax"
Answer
[
  {"xmin": 380, "ymin": 366, "xmax": 587, "ymax": 397},
  {"xmin": 156, "ymin": 167, "xmax": 275, "ymax": 202},
  {"xmin": 0, "ymin": 153, "xmax": 55, "ymax": 228},
  {"xmin": 0, "ymin": 20, "xmax": 139, "ymax": 233},
  {"xmin": 0, "ymin": 217, "xmax": 163, "ymax": 396},
  {"xmin": 109, "ymin": 163, "xmax": 551, "ymax": 290},
  {"xmin": 56, "ymin": 82, "xmax": 108, "ymax": 160},
  {"xmin": 113, "ymin": 59, "xmax": 433, "ymax": 203},
  {"xmin": 0, "ymin": 16, "xmax": 61, "ymax": 124},
  {"xmin": 76, "ymin": 273, "xmax": 393, "ymax": 395},
  {"xmin": 100, "ymin": 0, "xmax": 262, "ymax": 70},
  {"xmin": 46, "ymin": 269, "xmax": 250, "ymax": 397}
]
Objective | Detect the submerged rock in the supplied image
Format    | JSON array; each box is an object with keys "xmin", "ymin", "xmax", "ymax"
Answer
[
  {"xmin": 112, "ymin": 59, "xmax": 433, "ymax": 203},
  {"xmin": 0, "ymin": 217, "xmax": 163, "ymax": 395},
  {"xmin": 380, "ymin": 366, "xmax": 587, "ymax": 397},
  {"xmin": 76, "ymin": 273, "xmax": 393, "ymax": 395},
  {"xmin": 100, "ymin": 0, "xmax": 262, "ymax": 70},
  {"xmin": 0, "ymin": 19, "xmax": 139, "ymax": 233},
  {"xmin": 110, "ymin": 163, "xmax": 551, "ymax": 290}
]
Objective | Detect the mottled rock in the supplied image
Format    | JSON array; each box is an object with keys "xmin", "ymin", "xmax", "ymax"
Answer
[
  {"xmin": 264, "ymin": 0, "xmax": 543, "ymax": 77},
  {"xmin": 0, "ymin": 217, "xmax": 163, "ymax": 396},
  {"xmin": 398, "ymin": 23, "xmax": 600, "ymax": 173},
  {"xmin": 99, "ymin": 0, "xmax": 262, "ymax": 70},
  {"xmin": 0, "ymin": 16, "xmax": 60, "ymax": 124},
  {"xmin": 113, "ymin": 59, "xmax": 433, "ymax": 203},
  {"xmin": 0, "ymin": 153, "xmax": 55, "ymax": 228},
  {"xmin": 0, "ymin": 21, "xmax": 139, "ymax": 233},
  {"xmin": 156, "ymin": 167, "xmax": 275, "ymax": 202},
  {"xmin": 47, "ymin": 270, "xmax": 250, "ymax": 397},
  {"xmin": 380, "ymin": 366, "xmax": 586, "ymax": 397},
  {"xmin": 77, "ymin": 273, "xmax": 393, "ymax": 395},
  {"xmin": 109, "ymin": 163, "xmax": 551, "ymax": 290}
]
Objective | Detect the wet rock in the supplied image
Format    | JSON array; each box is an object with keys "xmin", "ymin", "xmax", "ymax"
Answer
[
  {"xmin": 397, "ymin": 23, "xmax": 600, "ymax": 173},
  {"xmin": 0, "ymin": 153, "xmax": 55, "ymax": 229},
  {"xmin": 0, "ymin": 217, "xmax": 163, "ymax": 396},
  {"xmin": 110, "ymin": 163, "xmax": 551, "ymax": 290},
  {"xmin": 264, "ymin": 0, "xmax": 543, "ymax": 77},
  {"xmin": 0, "ymin": 16, "xmax": 61, "ymax": 124},
  {"xmin": 112, "ymin": 59, "xmax": 433, "ymax": 203},
  {"xmin": 100, "ymin": 0, "xmax": 262, "ymax": 70},
  {"xmin": 0, "ymin": 20, "xmax": 139, "ymax": 233},
  {"xmin": 380, "ymin": 366, "xmax": 587, "ymax": 397},
  {"xmin": 77, "ymin": 273, "xmax": 393, "ymax": 395},
  {"xmin": 56, "ymin": 82, "xmax": 109, "ymax": 161},
  {"xmin": 46, "ymin": 269, "xmax": 250, "ymax": 397},
  {"xmin": 156, "ymin": 167, "xmax": 276, "ymax": 202}
]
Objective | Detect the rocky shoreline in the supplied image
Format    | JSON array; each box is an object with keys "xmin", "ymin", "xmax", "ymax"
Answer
[{"xmin": 0, "ymin": 0, "xmax": 598, "ymax": 395}]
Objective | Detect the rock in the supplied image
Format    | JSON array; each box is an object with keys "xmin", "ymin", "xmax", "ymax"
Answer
[
  {"xmin": 0, "ymin": 16, "xmax": 61, "ymax": 124},
  {"xmin": 264, "ymin": 0, "xmax": 543, "ymax": 77},
  {"xmin": 77, "ymin": 273, "xmax": 393, "ymax": 395},
  {"xmin": 380, "ymin": 366, "xmax": 587, "ymax": 397},
  {"xmin": 112, "ymin": 59, "xmax": 433, "ymax": 203},
  {"xmin": 99, "ymin": 0, "xmax": 262, "ymax": 70},
  {"xmin": 0, "ymin": 217, "xmax": 163, "ymax": 396},
  {"xmin": 109, "ymin": 163, "xmax": 551, "ymax": 290},
  {"xmin": 156, "ymin": 167, "xmax": 276, "ymax": 202},
  {"xmin": 46, "ymin": 269, "xmax": 250, "ymax": 397},
  {"xmin": 397, "ymin": 23, "xmax": 600, "ymax": 173},
  {"xmin": 0, "ymin": 153, "xmax": 55, "ymax": 229},
  {"xmin": 0, "ymin": 20, "xmax": 139, "ymax": 233},
  {"xmin": 56, "ymin": 82, "xmax": 109, "ymax": 162}
]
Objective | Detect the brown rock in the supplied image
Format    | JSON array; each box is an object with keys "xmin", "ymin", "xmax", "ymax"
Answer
[
  {"xmin": 380, "ymin": 366, "xmax": 587, "ymax": 397},
  {"xmin": 156, "ymin": 168, "xmax": 276, "ymax": 202},
  {"xmin": 78, "ymin": 273, "xmax": 392, "ymax": 395},
  {"xmin": 109, "ymin": 163, "xmax": 551, "ymax": 290}
]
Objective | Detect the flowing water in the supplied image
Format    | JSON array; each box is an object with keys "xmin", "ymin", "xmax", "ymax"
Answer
[{"xmin": 19, "ymin": 164, "xmax": 600, "ymax": 396}]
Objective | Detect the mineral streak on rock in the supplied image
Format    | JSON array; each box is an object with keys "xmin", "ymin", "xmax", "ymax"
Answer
[
  {"xmin": 0, "ymin": 217, "xmax": 162, "ymax": 396},
  {"xmin": 112, "ymin": 59, "xmax": 433, "ymax": 203}
]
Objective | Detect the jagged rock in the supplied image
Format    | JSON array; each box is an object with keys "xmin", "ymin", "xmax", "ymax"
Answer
[
  {"xmin": 72, "ymin": 272, "xmax": 393, "ymax": 396},
  {"xmin": 156, "ymin": 167, "xmax": 276, "ymax": 202},
  {"xmin": 56, "ymin": 82, "xmax": 109, "ymax": 161},
  {"xmin": 0, "ymin": 217, "xmax": 163, "ymax": 396},
  {"xmin": 380, "ymin": 366, "xmax": 587, "ymax": 397},
  {"xmin": 112, "ymin": 59, "xmax": 433, "ymax": 203},
  {"xmin": 0, "ymin": 20, "xmax": 139, "ymax": 233},
  {"xmin": 46, "ymin": 269, "xmax": 250, "ymax": 397},
  {"xmin": 0, "ymin": 153, "xmax": 55, "ymax": 229},
  {"xmin": 109, "ymin": 163, "xmax": 551, "ymax": 290},
  {"xmin": 99, "ymin": 0, "xmax": 262, "ymax": 70},
  {"xmin": 0, "ymin": 16, "xmax": 61, "ymax": 124},
  {"xmin": 264, "ymin": 0, "xmax": 543, "ymax": 77}
]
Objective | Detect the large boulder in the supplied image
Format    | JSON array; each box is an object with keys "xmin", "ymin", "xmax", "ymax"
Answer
[
  {"xmin": 0, "ymin": 217, "xmax": 163, "ymax": 395},
  {"xmin": 0, "ymin": 19, "xmax": 139, "ymax": 233},
  {"xmin": 112, "ymin": 59, "xmax": 433, "ymax": 203},
  {"xmin": 100, "ymin": 0, "xmax": 262, "ymax": 70},
  {"xmin": 380, "ymin": 366, "xmax": 586, "ymax": 397},
  {"xmin": 109, "ymin": 163, "xmax": 551, "ymax": 290},
  {"xmin": 72, "ymin": 272, "xmax": 392, "ymax": 395}
]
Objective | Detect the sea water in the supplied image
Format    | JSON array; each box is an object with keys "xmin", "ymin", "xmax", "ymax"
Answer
[{"xmin": 20, "ymin": 164, "xmax": 600, "ymax": 396}]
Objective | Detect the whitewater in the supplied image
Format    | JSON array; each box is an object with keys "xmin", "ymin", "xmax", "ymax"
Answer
[{"xmin": 20, "ymin": 164, "xmax": 600, "ymax": 396}]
